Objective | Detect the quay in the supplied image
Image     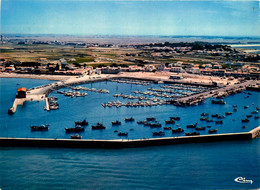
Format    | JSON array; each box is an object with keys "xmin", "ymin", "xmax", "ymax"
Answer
[
  {"xmin": 0, "ymin": 126, "xmax": 259, "ymax": 149},
  {"xmin": 170, "ymin": 80, "xmax": 257, "ymax": 106},
  {"xmin": 8, "ymin": 74, "xmax": 112, "ymax": 113}
]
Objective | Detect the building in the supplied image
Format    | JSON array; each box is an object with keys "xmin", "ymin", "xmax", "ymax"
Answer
[{"xmin": 16, "ymin": 87, "xmax": 26, "ymax": 98}]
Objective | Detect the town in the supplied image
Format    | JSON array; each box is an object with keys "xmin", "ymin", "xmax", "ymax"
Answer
[{"xmin": 1, "ymin": 35, "xmax": 260, "ymax": 80}]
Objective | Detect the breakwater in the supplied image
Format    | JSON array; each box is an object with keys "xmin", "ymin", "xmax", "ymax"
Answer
[{"xmin": 0, "ymin": 127, "xmax": 259, "ymax": 149}]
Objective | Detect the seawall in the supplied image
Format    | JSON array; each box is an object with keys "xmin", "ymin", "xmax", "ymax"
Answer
[{"xmin": 0, "ymin": 129, "xmax": 258, "ymax": 149}]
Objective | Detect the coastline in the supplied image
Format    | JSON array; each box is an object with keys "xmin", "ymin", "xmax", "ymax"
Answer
[{"xmin": 0, "ymin": 72, "xmax": 74, "ymax": 81}]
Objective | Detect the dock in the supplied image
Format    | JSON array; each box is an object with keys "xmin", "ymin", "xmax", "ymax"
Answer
[
  {"xmin": 45, "ymin": 98, "xmax": 50, "ymax": 111},
  {"xmin": 170, "ymin": 80, "xmax": 255, "ymax": 106},
  {"xmin": 0, "ymin": 126, "xmax": 259, "ymax": 149}
]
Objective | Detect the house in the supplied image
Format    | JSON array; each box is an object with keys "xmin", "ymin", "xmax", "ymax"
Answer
[
  {"xmin": 5, "ymin": 65, "xmax": 15, "ymax": 72},
  {"xmin": 170, "ymin": 67, "xmax": 183, "ymax": 73}
]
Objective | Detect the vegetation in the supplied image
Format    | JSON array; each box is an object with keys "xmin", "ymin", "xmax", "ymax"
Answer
[{"xmin": 68, "ymin": 57, "xmax": 94, "ymax": 64}]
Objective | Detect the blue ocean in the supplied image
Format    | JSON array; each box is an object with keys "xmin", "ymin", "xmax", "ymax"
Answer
[{"xmin": 0, "ymin": 78, "xmax": 259, "ymax": 189}]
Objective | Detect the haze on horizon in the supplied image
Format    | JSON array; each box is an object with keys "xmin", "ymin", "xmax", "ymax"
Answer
[{"xmin": 1, "ymin": 0, "xmax": 260, "ymax": 37}]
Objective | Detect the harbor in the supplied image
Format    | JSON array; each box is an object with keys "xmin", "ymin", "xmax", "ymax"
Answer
[{"xmin": 2, "ymin": 77, "xmax": 260, "ymax": 141}]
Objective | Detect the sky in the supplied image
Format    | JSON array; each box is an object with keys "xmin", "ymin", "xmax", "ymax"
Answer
[{"xmin": 1, "ymin": 0, "xmax": 260, "ymax": 37}]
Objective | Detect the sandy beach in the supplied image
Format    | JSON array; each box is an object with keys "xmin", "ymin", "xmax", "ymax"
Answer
[{"xmin": 0, "ymin": 72, "xmax": 75, "ymax": 81}]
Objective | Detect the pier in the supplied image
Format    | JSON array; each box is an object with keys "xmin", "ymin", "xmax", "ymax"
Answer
[
  {"xmin": 170, "ymin": 80, "xmax": 256, "ymax": 106},
  {"xmin": 0, "ymin": 126, "xmax": 259, "ymax": 149}
]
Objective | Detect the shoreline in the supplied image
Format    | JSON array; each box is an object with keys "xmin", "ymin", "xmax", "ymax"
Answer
[{"xmin": 0, "ymin": 72, "xmax": 74, "ymax": 81}]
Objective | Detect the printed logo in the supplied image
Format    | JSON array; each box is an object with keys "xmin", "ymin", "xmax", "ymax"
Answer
[{"xmin": 234, "ymin": 177, "xmax": 253, "ymax": 184}]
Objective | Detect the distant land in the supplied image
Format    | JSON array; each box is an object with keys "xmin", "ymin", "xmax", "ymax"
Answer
[{"xmin": 2, "ymin": 34, "xmax": 260, "ymax": 45}]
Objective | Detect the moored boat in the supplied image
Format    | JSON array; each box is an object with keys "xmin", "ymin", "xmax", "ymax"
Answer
[
  {"xmin": 208, "ymin": 129, "xmax": 218, "ymax": 134},
  {"xmin": 211, "ymin": 99, "xmax": 226, "ymax": 105},
  {"xmin": 195, "ymin": 127, "xmax": 206, "ymax": 130},
  {"xmin": 215, "ymin": 120, "xmax": 223, "ymax": 124},
  {"xmin": 165, "ymin": 120, "xmax": 175, "ymax": 124},
  {"xmin": 170, "ymin": 117, "xmax": 180, "ymax": 121},
  {"xmin": 74, "ymin": 119, "xmax": 88, "ymax": 126},
  {"xmin": 65, "ymin": 126, "xmax": 84, "ymax": 133},
  {"xmin": 172, "ymin": 127, "xmax": 184, "ymax": 133},
  {"xmin": 71, "ymin": 134, "xmax": 82, "ymax": 139},
  {"xmin": 92, "ymin": 123, "xmax": 106, "ymax": 130},
  {"xmin": 146, "ymin": 117, "xmax": 156, "ymax": 121},
  {"xmin": 112, "ymin": 120, "xmax": 121, "ymax": 126},
  {"xmin": 125, "ymin": 117, "xmax": 135, "ymax": 122},
  {"xmin": 225, "ymin": 112, "xmax": 232, "ymax": 115},
  {"xmin": 163, "ymin": 127, "xmax": 172, "ymax": 130},
  {"xmin": 241, "ymin": 118, "xmax": 249, "ymax": 123},
  {"xmin": 118, "ymin": 132, "xmax": 128, "ymax": 136},
  {"xmin": 186, "ymin": 123, "xmax": 197, "ymax": 128},
  {"xmin": 152, "ymin": 131, "xmax": 165, "ymax": 136},
  {"xmin": 185, "ymin": 132, "xmax": 200, "ymax": 136},
  {"xmin": 31, "ymin": 125, "xmax": 49, "ymax": 131}
]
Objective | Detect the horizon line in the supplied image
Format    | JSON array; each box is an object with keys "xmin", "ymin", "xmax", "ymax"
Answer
[{"xmin": 2, "ymin": 33, "xmax": 260, "ymax": 39}]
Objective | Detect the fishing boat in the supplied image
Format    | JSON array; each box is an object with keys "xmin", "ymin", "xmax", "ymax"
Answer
[
  {"xmin": 172, "ymin": 127, "xmax": 184, "ymax": 133},
  {"xmin": 125, "ymin": 117, "xmax": 135, "ymax": 122},
  {"xmin": 195, "ymin": 127, "xmax": 206, "ymax": 130},
  {"xmin": 225, "ymin": 112, "xmax": 232, "ymax": 115},
  {"xmin": 211, "ymin": 114, "xmax": 218, "ymax": 117},
  {"xmin": 65, "ymin": 126, "xmax": 84, "ymax": 133},
  {"xmin": 150, "ymin": 123, "xmax": 162, "ymax": 128},
  {"xmin": 165, "ymin": 120, "xmax": 175, "ymax": 124},
  {"xmin": 31, "ymin": 125, "xmax": 49, "ymax": 131},
  {"xmin": 201, "ymin": 113, "xmax": 209, "ymax": 116},
  {"xmin": 185, "ymin": 132, "xmax": 200, "ymax": 136},
  {"xmin": 112, "ymin": 120, "xmax": 121, "ymax": 126},
  {"xmin": 208, "ymin": 129, "xmax": 218, "ymax": 134},
  {"xmin": 244, "ymin": 106, "xmax": 249, "ymax": 109},
  {"xmin": 246, "ymin": 115, "xmax": 252, "ymax": 118},
  {"xmin": 169, "ymin": 117, "xmax": 181, "ymax": 121},
  {"xmin": 92, "ymin": 123, "xmax": 106, "ymax": 130},
  {"xmin": 186, "ymin": 123, "xmax": 197, "ymax": 128},
  {"xmin": 163, "ymin": 127, "xmax": 172, "ymax": 130},
  {"xmin": 74, "ymin": 120, "xmax": 88, "ymax": 126},
  {"xmin": 146, "ymin": 117, "xmax": 156, "ymax": 121},
  {"xmin": 118, "ymin": 132, "xmax": 128, "ymax": 136},
  {"xmin": 137, "ymin": 120, "xmax": 147, "ymax": 124},
  {"xmin": 241, "ymin": 118, "xmax": 249, "ymax": 123},
  {"xmin": 242, "ymin": 125, "xmax": 247, "ymax": 128},
  {"xmin": 254, "ymin": 116, "xmax": 260, "ymax": 119},
  {"xmin": 211, "ymin": 99, "xmax": 226, "ymax": 105},
  {"xmin": 215, "ymin": 120, "xmax": 223, "ymax": 124},
  {"xmin": 251, "ymin": 110, "xmax": 258, "ymax": 114},
  {"xmin": 152, "ymin": 131, "xmax": 165, "ymax": 136},
  {"xmin": 71, "ymin": 134, "xmax": 82, "ymax": 139}
]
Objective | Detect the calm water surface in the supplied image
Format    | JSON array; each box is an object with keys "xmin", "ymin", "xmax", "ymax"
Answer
[{"xmin": 0, "ymin": 139, "xmax": 259, "ymax": 189}]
